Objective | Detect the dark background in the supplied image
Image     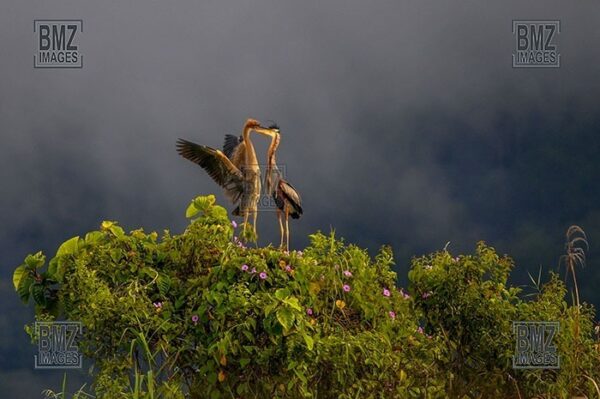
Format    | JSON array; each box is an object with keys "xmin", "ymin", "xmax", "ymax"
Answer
[{"xmin": 1, "ymin": 0, "xmax": 599, "ymax": 396}]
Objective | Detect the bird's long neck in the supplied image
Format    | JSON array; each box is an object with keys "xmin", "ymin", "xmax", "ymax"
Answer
[
  {"xmin": 243, "ymin": 125, "xmax": 259, "ymax": 166},
  {"xmin": 267, "ymin": 133, "xmax": 280, "ymax": 167},
  {"xmin": 265, "ymin": 133, "xmax": 280, "ymax": 193}
]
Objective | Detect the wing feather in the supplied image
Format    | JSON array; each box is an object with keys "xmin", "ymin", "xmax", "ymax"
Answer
[
  {"xmin": 278, "ymin": 179, "xmax": 303, "ymax": 218},
  {"xmin": 176, "ymin": 138, "xmax": 244, "ymax": 202}
]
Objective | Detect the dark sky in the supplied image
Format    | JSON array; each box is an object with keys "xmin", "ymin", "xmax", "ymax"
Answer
[{"xmin": 1, "ymin": 0, "xmax": 600, "ymax": 396}]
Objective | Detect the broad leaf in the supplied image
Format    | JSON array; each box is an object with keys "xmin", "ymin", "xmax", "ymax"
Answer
[{"xmin": 276, "ymin": 307, "xmax": 295, "ymax": 331}]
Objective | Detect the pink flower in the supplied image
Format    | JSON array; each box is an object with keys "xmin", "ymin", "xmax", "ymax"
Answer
[
  {"xmin": 343, "ymin": 270, "xmax": 352, "ymax": 277},
  {"xmin": 388, "ymin": 311, "xmax": 396, "ymax": 319},
  {"xmin": 250, "ymin": 267, "xmax": 257, "ymax": 274},
  {"xmin": 153, "ymin": 302, "xmax": 162, "ymax": 308},
  {"xmin": 417, "ymin": 326, "xmax": 424, "ymax": 334},
  {"xmin": 342, "ymin": 284, "xmax": 351, "ymax": 292},
  {"xmin": 231, "ymin": 220, "xmax": 238, "ymax": 228},
  {"xmin": 383, "ymin": 288, "xmax": 391, "ymax": 297},
  {"xmin": 422, "ymin": 291, "xmax": 432, "ymax": 299},
  {"xmin": 454, "ymin": 256, "xmax": 459, "ymax": 262},
  {"xmin": 259, "ymin": 272, "xmax": 267, "ymax": 280},
  {"xmin": 241, "ymin": 264, "xmax": 249, "ymax": 272},
  {"xmin": 191, "ymin": 315, "xmax": 199, "ymax": 324},
  {"xmin": 285, "ymin": 265, "xmax": 292, "ymax": 272},
  {"xmin": 306, "ymin": 308, "xmax": 313, "ymax": 316}
]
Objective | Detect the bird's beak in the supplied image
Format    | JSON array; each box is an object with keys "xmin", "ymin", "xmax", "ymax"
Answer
[{"xmin": 254, "ymin": 126, "xmax": 278, "ymax": 136}]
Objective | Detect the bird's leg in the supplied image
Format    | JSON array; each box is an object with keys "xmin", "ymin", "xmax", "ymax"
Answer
[
  {"xmin": 243, "ymin": 209, "xmax": 249, "ymax": 239},
  {"xmin": 285, "ymin": 206, "xmax": 290, "ymax": 251},
  {"xmin": 277, "ymin": 209, "xmax": 284, "ymax": 249},
  {"xmin": 252, "ymin": 207, "xmax": 258, "ymax": 238}
]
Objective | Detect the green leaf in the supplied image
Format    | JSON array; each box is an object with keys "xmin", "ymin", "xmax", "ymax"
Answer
[
  {"xmin": 185, "ymin": 202, "xmax": 200, "ymax": 218},
  {"xmin": 24, "ymin": 252, "xmax": 45, "ymax": 269},
  {"xmin": 283, "ymin": 296, "xmax": 302, "ymax": 312},
  {"xmin": 31, "ymin": 284, "xmax": 47, "ymax": 307},
  {"xmin": 186, "ymin": 195, "xmax": 216, "ymax": 218},
  {"xmin": 276, "ymin": 308, "xmax": 295, "ymax": 331},
  {"xmin": 157, "ymin": 275, "xmax": 171, "ymax": 295},
  {"xmin": 57, "ymin": 236, "xmax": 80, "ymax": 257},
  {"xmin": 303, "ymin": 333, "xmax": 314, "ymax": 351},
  {"xmin": 274, "ymin": 288, "xmax": 290, "ymax": 300},
  {"xmin": 17, "ymin": 276, "xmax": 33, "ymax": 303},
  {"xmin": 239, "ymin": 358, "xmax": 251, "ymax": 367},
  {"xmin": 13, "ymin": 264, "xmax": 28, "ymax": 291},
  {"xmin": 85, "ymin": 231, "xmax": 103, "ymax": 244},
  {"xmin": 109, "ymin": 225, "xmax": 125, "ymax": 238}
]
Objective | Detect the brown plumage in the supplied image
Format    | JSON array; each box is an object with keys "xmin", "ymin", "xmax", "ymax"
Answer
[
  {"xmin": 263, "ymin": 124, "xmax": 303, "ymax": 250},
  {"xmin": 176, "ymin": 118, "xmax": 275, "ymax": 238}
]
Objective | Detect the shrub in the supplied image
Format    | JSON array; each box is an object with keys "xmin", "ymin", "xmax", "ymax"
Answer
[{"xmin": 13, "ymin": 195, "xmax": 600, "ymax": 398}]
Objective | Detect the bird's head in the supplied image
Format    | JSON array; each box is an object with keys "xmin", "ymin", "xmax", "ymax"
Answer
[
  {"xmin": 253, "ymin": 121, "xmax": 281, "ymax": 138},
  {"xmin": 244, "ymin": 118, "xmax": 262, "ymax": 129}
]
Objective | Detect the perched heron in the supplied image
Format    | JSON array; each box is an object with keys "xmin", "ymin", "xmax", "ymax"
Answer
[
  {"xmin": 263, "ymin": 124, "xmax": 303, "ymax": 250},
  {"xmin": 176, "ymin": 118, "xmax": 275, "ymax": 238}
]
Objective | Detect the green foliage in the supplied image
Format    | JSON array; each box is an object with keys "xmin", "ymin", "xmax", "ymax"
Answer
[
  {"xmin": 14, "ymin": 196, "xmax": 600, "ymax": 398},
  {"xmin": 410, "ymin": 243, "xmax": 600, "ymax": 398}
]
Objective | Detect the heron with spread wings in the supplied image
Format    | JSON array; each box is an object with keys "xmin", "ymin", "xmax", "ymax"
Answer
[
  {"xmin": 176, "ymin": 118, "xmax": 276, "ymax": 238},
  {"xmin": 263, "ymin": 124, "xmax": 303, "ymax": 250}
]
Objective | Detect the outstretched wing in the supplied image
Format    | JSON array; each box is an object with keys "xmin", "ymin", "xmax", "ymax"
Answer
[
  {"xmin": 223, "ymin": 134, "xmax": 246, "ymax": 168},
  {"xmin": 176, "ymin": 138, "xmax": 245, "ymax": 203}
]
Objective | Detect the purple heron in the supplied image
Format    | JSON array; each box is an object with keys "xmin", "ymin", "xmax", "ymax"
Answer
[
  {"xmin": 176, "ymin": 118, "xmax": 275, "ymax": 238},
  {"xmin": 262, "ymin": 124, "xmax": 303, "ymax": 250}
]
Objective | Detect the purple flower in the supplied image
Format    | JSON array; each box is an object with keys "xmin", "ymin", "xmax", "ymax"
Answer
[
  {"xmin": 306, "ymin": 308, "xmax": 313, "ymax": 316},
  {"xmin": 153, "ymin": 302, "xmax": 162, "ymax": 308},
  {"xmin": 285, "ymin": 265, "xmax": 292, "ymax": 272},
  {"xmin": 231, "ymin": 220, "xmax": 238, "ymax": 229},
  {"xmin": 383, "ymin": 288, "xmax": 391, "ymax": 297},
  {"xmin": 342, "ymin": 284, "xmax": 351, "ymax": 292},
  {"xmin": 191, "ymin": 315, "xmax": 199, "ymax": 324},
  {"xmin": 343, "ymin": 270, "xmax": 352, "ymax": 277},
  {"xmin": 259, "ymin": 272, "xmax": 267, "ymax": 280},
  {"xmin": 250, "ymin": 267, "xmax": 257, "ymax": 274},
  {"xmin": 422, "ymin": 291, "xmax": 432, "ymax": 299},
  {"xmin": 241, "ymin": 264, "xmax": 249, "ymax": 272},
  {"xmin": 389, "ymin": 311, "xmax": 396, "ymax": 319}
]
